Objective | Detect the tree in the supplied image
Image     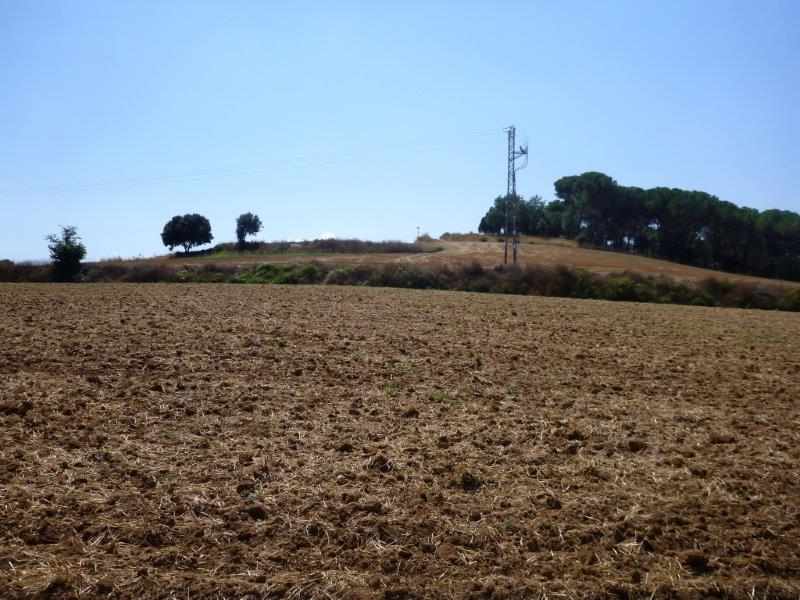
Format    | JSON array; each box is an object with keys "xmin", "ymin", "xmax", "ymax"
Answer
[
  {"xmin": 476, "ymin": 172, "xmax": 800, "ymax": 281},
  {"xmin": 554, "ymin": 172, "xmax": 618, "ymax": 246},
  {"xmin": 161, "ymin": 214, "xmax": 213, "ymax": 254},
  {"xmin": 236, "ymin": 212, "xmax": 262, "ymax": 249},
  {"xmin": 477, "ymin": 194, "xmax": 524, "ymax": 235},
  {"xmin": 46, "ymin": 226, "xmax": 87, "ymax": 282}
]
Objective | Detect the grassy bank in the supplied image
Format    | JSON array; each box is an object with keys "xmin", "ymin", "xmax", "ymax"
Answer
[{"xmin": 3, "ymin": 258, "xmax": 799, "ymax": 312}]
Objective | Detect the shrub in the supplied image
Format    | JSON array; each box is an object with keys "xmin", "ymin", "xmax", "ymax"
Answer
[
  {"xmin": 0, "ymin": 260, "xmax": 51, "ymax": 282},
  {"xmin": 323, "ymin": 267, "xmax": 355, "ymax": 285},
  {"xmin": 700, "ymin": 277, "xmax": 735, "ymax": 300},
  {"xmin": 778, "ymin": 288, "xmax": 800, "ymax": 311},
  {"xmin": 125, "ymin": 265, "xmax": 179, "ymax": 283},
  {"xmin": 184, "ymin": 263, "xmax": 238, "ymax": 283},
  {"xmin": 274, "ymin": 263, "xmax": 324, "ymax": 284},
  {"xmin": 234, "ymin": 263, "xmax": 328, "ymax": 284},
  {"xmin": 82, "ymin": 262, "xmax": 179, "ymax": 283},
  {"xmin": 601, "ymin": 276, "xmax": 638, "ymax": 302},
  {"xmin": 46, "ymin": 226, "xmax": 86, "ymax": 282},
  {"xmin": 83, "ymin": 263, "xmax": 129, "ymax": 282},
  {"xmin": 689, "ymin": 293, "xmax": 715, "ymax": 307},
  {"xmin": 462, "ymin": 261, "xmax": 485, "ymax": 278}
]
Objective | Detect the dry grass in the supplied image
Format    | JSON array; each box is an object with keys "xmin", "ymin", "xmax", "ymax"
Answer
[{"xmin": 122, "ymin": 237, "xmax": 800, "ymax": 289}]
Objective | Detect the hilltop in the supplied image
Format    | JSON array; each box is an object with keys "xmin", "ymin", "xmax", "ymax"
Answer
[{"xmin": 140, "ymin": 235, "xmax": 799, "ymax": 288}]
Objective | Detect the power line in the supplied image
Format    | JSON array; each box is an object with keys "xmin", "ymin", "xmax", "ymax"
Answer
[{"xmin": 503, "ymin": 125, "xmax": 527, "ymax": 265}]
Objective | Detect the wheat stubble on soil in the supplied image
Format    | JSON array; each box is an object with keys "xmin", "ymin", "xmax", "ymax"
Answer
[{"xmin": 1, "ymin": 284, "xmax": 798, "ymax": 599}]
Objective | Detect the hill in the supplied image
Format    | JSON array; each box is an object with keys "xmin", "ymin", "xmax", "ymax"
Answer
[
  {"xmin": 478, "ymin": 173, "xmax": 800, "ymax": 282},
  {"xmin": 5, "ymin": 236, "xmax": 799, "ymax": 310},
  {"xmin": 149, "ymin": 235, "xmax": 800, "ymax": 288}
]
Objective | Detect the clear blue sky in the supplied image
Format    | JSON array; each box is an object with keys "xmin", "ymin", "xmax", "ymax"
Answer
[{"xmin": 1, "ymin": 1, "xmax": 798, "ymax": 261}]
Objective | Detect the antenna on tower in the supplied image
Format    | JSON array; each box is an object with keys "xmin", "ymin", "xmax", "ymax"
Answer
[{"xmin": 504, "ymin": 125, "xmax": 528, "ymax": 265}]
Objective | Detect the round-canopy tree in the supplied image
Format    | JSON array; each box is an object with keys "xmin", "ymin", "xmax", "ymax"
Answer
[
  {"xmin": 236, "ymin": 212, "xmax": 262, "ymax": 249},
  {"xmin": 161, "ymin": 214, "xmax": 213, "ymax": 254},
  {"xmin": 46, "ymin": 225, "xmax": 87, "ymax": 282}
]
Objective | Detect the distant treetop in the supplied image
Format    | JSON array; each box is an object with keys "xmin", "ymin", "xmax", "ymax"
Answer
[
  {"xmin": 161, "ymin": 214, "xmax": 213, "ymax": 254},
  {"xmin": 478, "ymin": 173, "xmax": 800, "ymax": 281},
  {"xmin": 236, "ymin": 212, "xmax": 262, "ymax": 249}
]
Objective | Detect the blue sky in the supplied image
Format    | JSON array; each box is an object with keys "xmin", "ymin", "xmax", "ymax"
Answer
[{"xmin": 1, "ymin": 1, "xmax": 798, "ymax": 261}]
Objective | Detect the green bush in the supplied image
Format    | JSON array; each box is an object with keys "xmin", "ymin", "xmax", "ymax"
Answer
[
  {"xmin": 235, "ymin": 264, "xmax": 282, "ymax": 283},
  {"xmin": 274, "ymin": 263, "xmax": 324, "ymax": 284},
  {"xmin": 323, "ymin": 267, "xmax": 355, "ymax": 285},
  {"xmin": 602, "ymin": 276, "xmax": 638, "ymax": 301},
  {"xmin": 778, "ymin": 288, "xmax": 800, "ymax": 311},
  {"xmin": 46, "ymin": 226, "xmax": 86, "ymax": 282}
]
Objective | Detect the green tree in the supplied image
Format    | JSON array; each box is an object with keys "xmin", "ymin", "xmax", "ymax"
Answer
[
  {"xmin": 236, "ymin": 212, "xmax": 262, "ymax": 249},
  {"xmin": 161, "ymin": 214, "xmax": 213, "ymax": 254},
  {"xmin": 554, "ymin": 172, "xmax": 618, "ymax": 245},
  {"xmin": 478, "ymin": 194, "xmax": 524, "ymax": 235},
  {"xmin": 478, "ymin": 172, "xmax": 800, "ymax": 281},
  {"xmin": 46, "ymin": 226, "xmax": 87, "ymax": 282}
]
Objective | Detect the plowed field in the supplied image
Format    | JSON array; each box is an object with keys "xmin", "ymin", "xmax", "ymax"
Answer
[{"xmin": 1, "ymin": 284, "xmax": 798, "ymax": 599}]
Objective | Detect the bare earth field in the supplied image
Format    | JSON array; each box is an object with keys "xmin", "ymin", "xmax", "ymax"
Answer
[{"xmin": 1, "ymin": 284, "xmax": 799, "ymax": 599}]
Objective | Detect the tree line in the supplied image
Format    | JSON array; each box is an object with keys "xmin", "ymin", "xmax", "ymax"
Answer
[
  {"xmin": 160, "ymin": 212, "xmax": 262, "ymax": 254},
  {"xmin": 41, "ymin": 212, "xmax": 262, "ymax": 282},
  {"xmin": 478, "ymin": 172, "xmax": 800, "ymax": 281}
]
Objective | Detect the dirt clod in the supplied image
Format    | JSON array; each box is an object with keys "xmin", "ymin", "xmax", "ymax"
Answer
[
  {"xmin": 689, "ymin": 465, "xmax": 708, "ymax": 478},
  {"xmin": 566, "ymin": 430, "xmax": 585, "ymax": 441},
  {"xmin": 628, "ymin": 439, "xmax": 648, "ymax": 452},
  {"xmin": 236, "ymin": 482, "xmax": 256, "ymax": 497},
  {"xmin": 243, "ymin": 503, "xmax": 268, "ymax": 520},
  {"xmin": 546, "ymin": 496, "xmax": 562, "ymax": 510},
  {"xmin": 436, "ymin": 543, "xmax": 459, "ymax": 562},
  {"xmin": 683, "ymin": 551, "xmax": 713, "ymax": 574},
  {"xmin": 359, "ymin": 500, "xmax": 383, "ymax": 514},
  {"xmin": 460, "ymin": 471, "xmax": 482, "ymax": 492},
  {"xmin": 368, "ymin": 454, "xmax": 393, "ymax": 473}
]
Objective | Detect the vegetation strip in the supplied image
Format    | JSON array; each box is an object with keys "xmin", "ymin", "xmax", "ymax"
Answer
[{"xmin": 3, "ymin": 259, "xmax": 798, "ymax": 312}]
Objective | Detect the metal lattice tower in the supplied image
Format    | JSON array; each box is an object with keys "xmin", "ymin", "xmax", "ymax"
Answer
[{"xmin": 504, "ymin": 125, "xmax": 528, "ymax": 265}]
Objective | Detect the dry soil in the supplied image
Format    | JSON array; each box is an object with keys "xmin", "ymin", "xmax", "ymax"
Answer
[{"xmin": 1, "ymin": 284, "xmax": 798, "ymax": 599}]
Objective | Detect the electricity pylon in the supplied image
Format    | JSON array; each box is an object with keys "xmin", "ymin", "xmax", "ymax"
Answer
[{"xmin": 504, "ymin": 125, "xmax": 528, "ymax": 265}]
